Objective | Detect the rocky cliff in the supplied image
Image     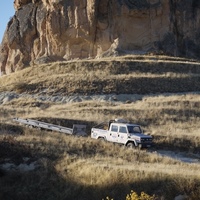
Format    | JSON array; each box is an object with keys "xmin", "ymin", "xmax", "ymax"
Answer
[{"xmin": 1, "ymin": 0, "xmax": 200, "ymax": 75}]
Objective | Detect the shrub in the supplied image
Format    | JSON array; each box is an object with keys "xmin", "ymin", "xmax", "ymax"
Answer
[
  {"xmin": 103, "ymin": 190, "xmax": 156, "ymax": 200},
  {"xmin": 126, "ymin": 191, "xmax": 156, "ymax": 200}
]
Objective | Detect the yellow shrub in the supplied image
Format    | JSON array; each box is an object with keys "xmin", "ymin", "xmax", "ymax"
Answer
[
  {"xmin": 126, "ymin": 191, "xmax": 155, "ymax": 200},
  {"xmin": 103, "ymin": 190, "xmax": 156, "ymax": 200}
]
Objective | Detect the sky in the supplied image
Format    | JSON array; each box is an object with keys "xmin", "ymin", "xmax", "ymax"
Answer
[{"xmin": 0, "ymin": 0, "xmax": 15, "ymax": 43}]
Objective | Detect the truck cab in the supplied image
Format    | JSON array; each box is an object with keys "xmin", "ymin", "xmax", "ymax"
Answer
[{"xmin": 91, "ymin": 119, "xmax": 153, "ymax": 148}]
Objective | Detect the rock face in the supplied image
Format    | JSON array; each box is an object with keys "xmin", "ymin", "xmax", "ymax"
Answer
[{"xmin": 1, "ymin": 0, "xmax": 200, "ymax": 74}]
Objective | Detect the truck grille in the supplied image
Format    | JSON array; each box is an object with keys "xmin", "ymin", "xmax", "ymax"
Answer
[{"xmin": 141, "ymin": 138, "xmax": 152, "ymax": 142}]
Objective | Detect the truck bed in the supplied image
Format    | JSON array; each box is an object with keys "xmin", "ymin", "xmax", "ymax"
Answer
[{"xmin": 91, "ymin": 127, "xmax": 108, "ymax": 139}]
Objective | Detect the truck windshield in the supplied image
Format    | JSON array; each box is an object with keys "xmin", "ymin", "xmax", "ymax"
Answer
[{"xmin": 127, "ymin": 126, "xmax": 142, "ymax": 134}]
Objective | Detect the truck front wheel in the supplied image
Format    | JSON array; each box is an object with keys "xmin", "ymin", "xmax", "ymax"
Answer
[
  {"xmin": 98, "ymin": 137, "xmax": 106, "ymax": 142},
  {"xmin": 126, "ymin": 142, "xmax": 135, "ymax": 148}
]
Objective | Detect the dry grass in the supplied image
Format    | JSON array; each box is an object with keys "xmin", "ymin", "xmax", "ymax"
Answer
[
  {"xmin": 0, "ymin": 92, "xmax": 200, "ymax": 199},
  {"xmin": 1, "ymin": 91, "xmax": 199, "ymax": 157},
  {"xmin": 0, "ymin": 126, "xmax": 199, "ymax": 200},
  {"xmin": 0, "ymin": 55, "xmax": 200, "ymax": 199},
  {"xmin": 0, "ymin": 55, "xmax": 200, "ymax": 95}
]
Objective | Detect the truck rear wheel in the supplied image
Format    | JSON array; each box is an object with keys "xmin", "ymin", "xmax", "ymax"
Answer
[{"xmin": 126, "ymin": 142, "xmax": 135, "ymax": 148}]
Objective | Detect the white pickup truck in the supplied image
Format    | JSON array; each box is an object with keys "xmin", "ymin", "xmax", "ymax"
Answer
[{"xmin": 91, "ymin": 119, "xmax": 153, "ymax": 148}]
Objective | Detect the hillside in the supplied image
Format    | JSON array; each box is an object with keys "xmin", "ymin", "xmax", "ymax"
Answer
[{"xmin": 0, "ymin": 55, "xmax": 200, "ymax": 200}]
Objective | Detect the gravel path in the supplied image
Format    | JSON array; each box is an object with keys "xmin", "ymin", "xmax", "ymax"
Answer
[
  {"xmin": 0, "ymin": 91, "xmax": 200, "ymax": 105},
  {"xmin": 0, "ymin": 91, "xmax": 143, "ymax": 104}
]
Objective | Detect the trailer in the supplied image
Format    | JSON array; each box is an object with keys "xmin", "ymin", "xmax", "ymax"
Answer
[{"xmin": 13, "ymin": 118, "xmax": 87, "ymax": 136}]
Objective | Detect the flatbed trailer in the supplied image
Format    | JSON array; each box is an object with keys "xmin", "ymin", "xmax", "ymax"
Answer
[{"xmin": 13, "ymin": 118, "xmax": 87, "ymax": 136}]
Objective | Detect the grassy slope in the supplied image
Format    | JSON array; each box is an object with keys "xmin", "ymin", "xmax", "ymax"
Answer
[{"xmin": 0, "ymin": 55, "xmax": 200, "ymax": 200}]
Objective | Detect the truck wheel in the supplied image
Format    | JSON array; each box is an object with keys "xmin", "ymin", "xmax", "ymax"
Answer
[
  {"xmin": 98, "ymin": 137, "xmax": 106, "ymax": 142},
  {"xmin": 126, "ymin": 142, "xmax": 135, "ymax": 148}
]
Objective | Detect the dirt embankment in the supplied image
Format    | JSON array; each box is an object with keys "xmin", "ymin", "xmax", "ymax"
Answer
[{"xmin": 0, "ymin": 56, "xmax": 200, "ymax": 96}]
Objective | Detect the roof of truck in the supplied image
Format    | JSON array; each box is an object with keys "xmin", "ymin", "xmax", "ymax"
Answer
[{"xmin": 111, "ymin": 122, "xmax": 140, "ymax": 126}]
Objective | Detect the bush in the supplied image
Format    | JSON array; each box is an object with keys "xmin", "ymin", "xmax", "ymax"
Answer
[
  {"xmin": 103, "ymin": 190, "xmax": 156, "ymax": 200},
  {"xmin": 126, "ymin": 191, "xmax": 156, "ymax": 200}
]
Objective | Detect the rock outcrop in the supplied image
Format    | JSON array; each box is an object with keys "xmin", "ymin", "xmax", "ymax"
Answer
[{"xmin": 1, "ymin": 0, "xmax": 200, "ymax": 74}]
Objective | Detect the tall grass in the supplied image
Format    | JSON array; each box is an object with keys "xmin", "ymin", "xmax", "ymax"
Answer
[
  {"xmin": 0, "ymin": 125, "xmax": 199, "ymax": 200},
  {"xmin": 0, "ymin": 55, "xmax": 200, "ymax": 199},
  {"xmin": 1, "ymin": 92, "xmax": 200, "ymax": 152},
  {"xmin": 0, "ymin": 55, "xmax": 200, "ymax": 94}
]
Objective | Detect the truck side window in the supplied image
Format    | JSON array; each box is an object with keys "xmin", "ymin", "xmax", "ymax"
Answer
[
  {"xmin": 111, "ymin": 125, "xmax": 118, "ymax": 132},
  {"xmin": 119, "ymin": 126, "xmax": 127, "ymax": 133}
]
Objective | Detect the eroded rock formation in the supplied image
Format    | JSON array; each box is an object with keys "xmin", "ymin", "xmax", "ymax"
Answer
[{"xmin": 1, "ymin": 0, "xmax": 200, "ymax": 74}]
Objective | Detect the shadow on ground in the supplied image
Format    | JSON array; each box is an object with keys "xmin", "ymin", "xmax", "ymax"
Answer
[{"xmin": 0, "ymin": 133, "xmax": 199, "ymax": 200}]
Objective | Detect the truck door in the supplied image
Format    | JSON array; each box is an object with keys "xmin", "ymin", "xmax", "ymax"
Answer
[
  {"xmin": 118, "ymin": 126, "xmax": 128, "ymax": 144},
  {"xmin": 107, "ymin": 124, "xmax": 119, "ymax": 142}
]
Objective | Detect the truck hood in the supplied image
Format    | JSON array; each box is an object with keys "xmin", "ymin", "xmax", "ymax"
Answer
[{"xmin": 129, "ymin": 133, "xmax": 152, "ymax": 139}]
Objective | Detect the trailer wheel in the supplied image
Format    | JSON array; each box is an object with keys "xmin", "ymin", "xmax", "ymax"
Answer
[{"xmin": 126, "ymin": 142, "xmax": 135, "ymax": 148}]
